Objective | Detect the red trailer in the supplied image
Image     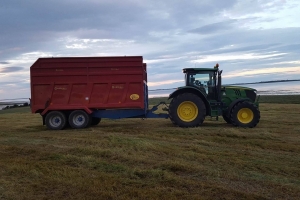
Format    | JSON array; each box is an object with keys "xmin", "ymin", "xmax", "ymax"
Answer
[{"xmin": 30, "ymin": 56, "xmax": 168, "ymax": 130}]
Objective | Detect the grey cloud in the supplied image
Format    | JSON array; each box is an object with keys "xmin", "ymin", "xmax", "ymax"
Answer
[
  {"xmin": 168, "ymin": 27, "xmax": 300, "ymax": 58},
  {"xmin": 199, "ymin": 43, "xmax": 281, "ymax": 55},
  {"xmin": 0, "ymin": 67, "xmax": 24, "ymax": 73},
  {"xmin": 0, "ymin": 0, "xmax": 237, "ymax": 58},
  {"xmin": 0, "ymin": 62, "xmax": 9, "ymax": 64},
  {"xmin": 0, "ymin": 0, "xmax": 299, "ymax": 95},
  {"xmin": 206, "ymin": 27, "xmax": 300, "ymax": 48},
  {"xmin": 189, "ymin": 20, "xmax": 237, "ymax": 35},
  {"xmin": 271, "ymin": 43, "xmax": 300, "ymax": 53}
]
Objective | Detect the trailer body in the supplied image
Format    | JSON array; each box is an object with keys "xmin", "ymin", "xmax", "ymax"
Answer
[
  {"xmin": 30, "ymin": 56, "xmax": 167, "ymax": 129},
  {"xmin": 30, "ymin": 56, "xmax": 149, "ymax": 115}
]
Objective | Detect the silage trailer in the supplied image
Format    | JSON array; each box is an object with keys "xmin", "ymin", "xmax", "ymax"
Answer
[{"xmin": 29, "ymin": 56, "xmax": 260, "ymax": 130}]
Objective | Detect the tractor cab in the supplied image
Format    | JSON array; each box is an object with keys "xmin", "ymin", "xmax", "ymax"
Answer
[{"xmin": 183, "ymin": 65, "xmax": 220, "ymax": 100}]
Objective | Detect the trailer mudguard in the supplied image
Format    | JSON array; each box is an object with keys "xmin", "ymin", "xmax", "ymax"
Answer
[{"xmin": 41, "ymin": 106, "xmax": 93, "ymax": 116}]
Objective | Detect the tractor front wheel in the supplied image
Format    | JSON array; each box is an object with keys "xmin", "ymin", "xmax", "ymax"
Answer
[
  {"xmin": 230, "ymin": 101, "xmax": 260, "ymax": 128},
  {"xmin": 169, "ymin": 93, "xmax": 206, "ymax": 127}
]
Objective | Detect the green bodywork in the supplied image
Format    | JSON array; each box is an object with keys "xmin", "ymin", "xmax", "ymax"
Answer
[{"xmin": 168, "ymin": 67, "xmax": 259, "ymax": 117}]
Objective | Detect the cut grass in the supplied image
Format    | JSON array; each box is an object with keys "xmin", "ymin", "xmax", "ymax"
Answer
[
  {"xmin": 0, "ymin": 103, "xmax": 300, "ymax": 199},
  {"xmin": 148, "ymin": 95, "xmax": 300, "ymax": 105}
]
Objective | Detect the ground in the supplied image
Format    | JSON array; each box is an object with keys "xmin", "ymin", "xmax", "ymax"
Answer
[{"xmin": 0, "ymin": 102, "xmax": 299, "ymax": 200}]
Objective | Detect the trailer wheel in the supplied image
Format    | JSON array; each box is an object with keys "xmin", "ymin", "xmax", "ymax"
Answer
[
  {"xmin": 230, "ymin": 101, "xmax": 260, "ymax": 128},
  {"xmin": 91, "ymin": 117, "xmax": 101, "ymax": 126},
  {"xmin": 169, "ymin": 93, "xmax": 206, "ymax": 127},
  {"xmin": 45, "ymin": 111, "xmax": 67, "ymax": 130},
  {"xmin": 69, "ymin": 110, "xmax": 92, "ymax": 129}
]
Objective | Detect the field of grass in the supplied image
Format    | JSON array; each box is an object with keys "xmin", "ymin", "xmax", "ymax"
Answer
[
  {"xmin": 0, "ymin": 97, "xmax": 300, "ymax": 199},
  {"xmin": 148, "ymin": 95, "xmax": 300, "ymax": 105}
]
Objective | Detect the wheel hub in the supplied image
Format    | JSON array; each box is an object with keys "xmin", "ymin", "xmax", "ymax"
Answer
[
  {"xmin": 177, "ymin": 101, "xmax": 198, "ymax": 122},
  {"xmin": 242, "ymin": 113, "xmax": 248, "ymax": 118},
  {"xmin": 237, "ymin": 108, "xmax": 254, "ymax": 124},
  {"xmin": 73, "ymin": 115, "xmax": 85, "ymax": 126},
  {"xmin": 50, "ymin": 116, "xmax": 62, "ymax": 127}
]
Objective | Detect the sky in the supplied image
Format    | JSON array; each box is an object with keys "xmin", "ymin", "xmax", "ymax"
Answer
[{"xmin": 1, "ymin": 0, "xmax": 300, "ymax": 100}]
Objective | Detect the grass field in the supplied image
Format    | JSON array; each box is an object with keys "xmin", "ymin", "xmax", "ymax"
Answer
[
  {"xmin": 148, "ymin": 95, "xmax": 300, "ymax": 105},
  {"xmin": 0, "ymin": 97, "xmax": 300, "ymax": 199}
]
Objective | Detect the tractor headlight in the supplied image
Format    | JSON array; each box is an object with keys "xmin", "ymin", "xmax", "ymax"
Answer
[
  {"xmin": 245, "ymin": 90, "xmax": 256, "ymax": 102},
  {"xmin": 223, "ymin": 91, "xmax": 226, "ymax": 96}
]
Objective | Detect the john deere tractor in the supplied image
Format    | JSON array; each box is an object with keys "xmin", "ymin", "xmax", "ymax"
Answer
[{"xmin": 168, "ymin": 64, "xmax": 260, "ymax": 128}]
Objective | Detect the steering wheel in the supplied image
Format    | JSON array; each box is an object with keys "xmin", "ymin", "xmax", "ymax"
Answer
[{"xmin": 194, "ymin": 80, "xmax": 201, "ymax": 86}]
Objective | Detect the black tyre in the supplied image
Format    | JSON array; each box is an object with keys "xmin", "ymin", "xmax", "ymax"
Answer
[
  {"xmin": 91, "ymin": 117, "xmax": 101, "ymax": 126},
  {"xmin": 230, "ymin": 101, "xmax": 260, "ymax": 128},
  {"xmin": 69, "ymin": 110, "xmax": 92, "ymax": 129},
  {"xmin": 169, "ymin": 93, "xmax": 206, "ymax": 127},
  {"xmin": 222, "ymin": 112, "xmax": 232, "ymax": 124},
  {"xmin": 45, "ymin": 111, "xmax": 67, "ymax": 130}
]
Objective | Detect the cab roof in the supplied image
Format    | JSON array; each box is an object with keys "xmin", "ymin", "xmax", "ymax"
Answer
[{"xmin": 183, "ymin": 68, "xmax": 218, "ymax": 73}]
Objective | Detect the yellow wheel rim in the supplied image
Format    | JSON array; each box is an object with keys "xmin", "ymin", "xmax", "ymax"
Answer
[
  {"xmin": 177, "ymin": 101, "xmax": 198, "ymax": 122},
  {"xmin": 237, "ymin": 108, "xmax": 254, "ymax": 124}
]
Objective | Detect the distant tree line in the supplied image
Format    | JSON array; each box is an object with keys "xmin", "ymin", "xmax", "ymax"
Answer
[{"xmin": 1, "ymin": 103, "xmax": 30, "ymax": 110}]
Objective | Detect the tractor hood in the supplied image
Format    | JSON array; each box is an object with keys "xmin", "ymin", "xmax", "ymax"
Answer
[
  {"xmin": 222, "ymin": 85, "xmax": 257, "ymax": 102},
  {"xmin": 222, "ymin": 85, "xmax": 257, "ymax": 92}
]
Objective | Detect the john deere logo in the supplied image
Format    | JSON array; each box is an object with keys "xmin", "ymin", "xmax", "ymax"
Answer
[{"xmin": 130, "ymin": 94, "xmax": 139, "ymax": 100}]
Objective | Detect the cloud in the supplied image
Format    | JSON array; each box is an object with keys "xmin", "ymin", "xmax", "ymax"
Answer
[
  {"xmin": 189, "ymin": 20, "xmax": 238, "ymax": 35},
  {"xmin": 0, "ymin": 67, "xmax": 24, "ymax": 73},
  {"xmin": 223, "ymin": 66, "xmax": 300, "ymax": 79},
  {"xmin": 0, "ymin": 62, "xmax": 9, "ymax": 64},
  {"xmin": 0, "ymin": 0, "xmax": 300, "ymax": 98},
  {"xmin": 148, "ymin": 79, "xmax": 184, "ymax": 87},
  {"xmin": 190, "ymin": 52, "xmax": 287, "ymax": 64}
]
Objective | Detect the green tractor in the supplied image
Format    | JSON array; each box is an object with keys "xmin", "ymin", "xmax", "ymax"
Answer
[{"xmin": 168, "ymin": 64, "xmax": 260, "ymax": 128}]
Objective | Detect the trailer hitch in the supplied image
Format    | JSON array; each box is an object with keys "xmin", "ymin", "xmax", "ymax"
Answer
[{"xmin": 146, "ymin": 102, "xmax": 169, "ymax": 119}]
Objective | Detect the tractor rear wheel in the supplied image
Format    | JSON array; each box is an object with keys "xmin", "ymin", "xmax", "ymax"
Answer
[
  {"xmin": 169, "ymin": 93, "xmax": 206, "ymax": 127},
  {"xmin": 222, "ymin": 113, "xmax": 232, "ymax": 124},
  {"xmin": 230, "ymin": 101, "xmax": 260, "ymax": 128}
]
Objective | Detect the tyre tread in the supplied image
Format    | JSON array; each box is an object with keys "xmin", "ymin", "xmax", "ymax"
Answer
[
  {"xmin": 169, "ymin": 93, "xmax": 206, "ymax": 127},
  {"xmin": 230, "ymin": 101, "xmax": 260, "ymax": 128}
]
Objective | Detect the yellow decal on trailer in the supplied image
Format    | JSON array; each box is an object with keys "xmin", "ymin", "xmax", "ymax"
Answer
[{"xmin": 130, "ymin": 94, "xmax": 139, "ymax": 100}]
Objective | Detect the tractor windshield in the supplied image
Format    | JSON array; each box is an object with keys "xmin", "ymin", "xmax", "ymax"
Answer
[{"xmin": 187, "ymin": 71, "xmax": 216, "ymax": 98}]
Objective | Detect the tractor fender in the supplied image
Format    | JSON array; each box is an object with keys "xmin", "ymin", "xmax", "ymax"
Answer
[
  {"xmin": 226, "ymin": 98, "xmax": 249, "ymax": 118},
  {"xmin": 168, "ymin": 87, "xmax": 211, "ymax": 115}
]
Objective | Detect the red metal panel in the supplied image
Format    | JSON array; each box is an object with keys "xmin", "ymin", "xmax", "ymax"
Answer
[
  {"xmin": 30, "ymin": 56, "xmax": 146, "ymax": 113},
  {"xmin": 90, "ymin": 83, "xmax": 109, "ymax": 104}
]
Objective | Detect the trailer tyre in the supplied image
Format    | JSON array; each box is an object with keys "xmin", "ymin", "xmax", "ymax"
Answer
[
  {"xmin": 69, "ymin": 110, "xmax": 92, "ymax": 129},
  {"xmin": 91, "ymin": 117, "xmax": 101, "ymax": 126},
  {"xmin": 230, "ymin": 101, "xmax": 260, "ymax": 128},
  {"xmin": 169, "ymin": 93, "xmax": 206, "ymax": 127},
  {"xmin": 45, "ymin": 111, "xmax": 67, "ymax": 130}
]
